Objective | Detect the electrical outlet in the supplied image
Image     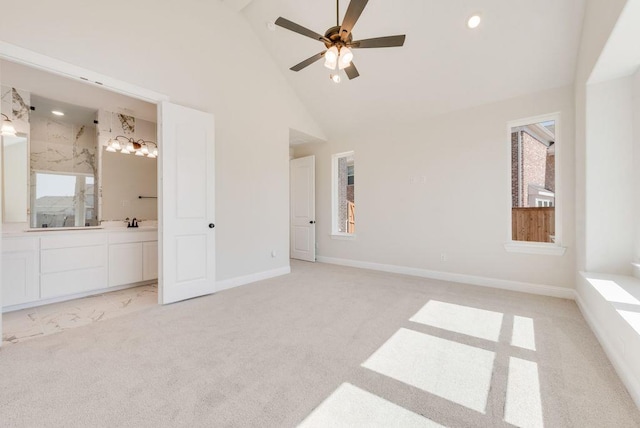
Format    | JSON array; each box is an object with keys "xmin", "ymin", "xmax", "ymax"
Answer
[
  {"xmin": 440, "ymin": 253, "xmax": 447, "ymax": 262},
  {"xmin": 121, "ymin": 200, "xmax": 129, "ymax": 207}
]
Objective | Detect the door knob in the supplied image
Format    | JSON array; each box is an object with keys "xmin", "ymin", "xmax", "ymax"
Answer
[
  {"xmin": 209, "ymin": 223, "xmax": 215, "ymax": 228},
  {"xmin": 309, "ymin": 221, "xmax": 316, "ymax": 224}
]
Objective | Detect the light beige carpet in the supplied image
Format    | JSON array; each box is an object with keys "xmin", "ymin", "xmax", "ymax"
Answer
[{"xmin": 1, "ymin": 260, "xmax": 639, "ymax": 427}]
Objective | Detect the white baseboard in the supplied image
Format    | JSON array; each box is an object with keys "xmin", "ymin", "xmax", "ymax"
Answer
[
  {"xmin": 216, "ymin": 266, "xmax": 291, "ymax": 292},
  {"xmin": 574, "ymin": 291, "xmax": 640, "ymax": 409},
  {"xmin": 316, "ymin": 256, "xmax": 575, "ymax": 299}
]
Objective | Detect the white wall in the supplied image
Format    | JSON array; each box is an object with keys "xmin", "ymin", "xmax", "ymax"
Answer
[
  {"xmin": 574, "ymin": 0, "xmax": 630, "ymax": 274},
  {"xmin": 294, "ymin": 86, "xmax": 576, "ymax": 289},
  {"xmin": 0, "ymin": 0, "xmax": 325, "ymax": 281},
  {"xmin": 3, "ymin": 139, "xmax": 27, "ymax": 221},
  {"xmin": 585, "ymin": 76, "xmax": 635, "ymax": 274},
  {"xmin": 634, "ymin": 70, "xmax": 640, "ymax": 260}
]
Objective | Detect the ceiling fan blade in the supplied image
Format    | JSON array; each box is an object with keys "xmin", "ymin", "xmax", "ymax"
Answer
[
  {"xmin": 344, "ymin": 62, "xmax": 360, "ymax": 80},
  {"xmin": 290, "ymin": 51, "xmax": 326, "ymax": 72},
  {"xmin": 275, "ymin": 17, "xmax": 326, "ymax": 42},
  {"xmin": 350, "ymin": 35, "xmax": 406, "ymax": 49},
  {"xmin": 340, "ymin": 0, "xmax": 369, "ymax": 42}
]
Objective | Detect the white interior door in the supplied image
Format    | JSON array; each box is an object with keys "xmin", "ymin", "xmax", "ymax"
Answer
[
  {"xmin": 290, "ymin": 155, "xmax": 316, "ymax": 262},
  {"xmin": 159, "ymin": 102, "xmax": 216, "ymax": 304}
]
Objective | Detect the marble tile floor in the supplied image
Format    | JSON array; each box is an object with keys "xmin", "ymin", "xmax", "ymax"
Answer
[{"xmin": 2, "ymin": 284, "xmax": 157, "ymax": 344}]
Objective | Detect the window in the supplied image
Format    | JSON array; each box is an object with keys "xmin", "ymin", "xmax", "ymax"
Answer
[
  {"xmin": 507, "ymin": 114, "xmax": 564, "ymax": 254},
  {"xmin": 31, "ymin": 172, "xmax": 96, "ymax": 228},
  {"xmin": 332, "ymin": 151, "xmax": 355, "ymax": 236}
]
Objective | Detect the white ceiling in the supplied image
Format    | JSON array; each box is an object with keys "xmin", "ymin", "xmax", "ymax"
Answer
[
  {"xmin": 0, "ymin": 60, "xmax": 157, "ymax": 123},
  {"xmin": 242, "ymin": 0, "xmax": 586, "ymax": 138}
]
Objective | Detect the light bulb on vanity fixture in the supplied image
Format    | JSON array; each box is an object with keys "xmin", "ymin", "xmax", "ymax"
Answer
[{"xmin": 1, "ymin": 113, "xmax": 17, "ymax": 137}]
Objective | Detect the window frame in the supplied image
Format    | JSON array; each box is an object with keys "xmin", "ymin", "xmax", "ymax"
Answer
[
  {"xmin": 505, "ymin": 113, "xmax": 566, "ymax": 256},
  {"xmin": 331, "ymin": 150, "xmax": 356, "ymax": 239}
]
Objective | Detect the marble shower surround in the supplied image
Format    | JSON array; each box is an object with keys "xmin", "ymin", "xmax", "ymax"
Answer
[
  {"xmin": 30, "ymin": 115, "xmax": 97, "ymax": 176},
  {"xmin": 97, "ymin": 109, "xmax": 156, "ymax": 147},
  {"xmin": 1, "ymin": 85, "xmax": 30, "ymax": 134}
]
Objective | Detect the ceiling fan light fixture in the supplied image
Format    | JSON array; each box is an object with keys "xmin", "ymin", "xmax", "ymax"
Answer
[
  {"xmin": 339, "ymin": 47, "xmax": 354, "ymax": 67},
  {"xmin": 324, "ymin": 46, "xmax": 339, "ymax": 69},
  {"xmin": 325, "ymin": 46, "xmax": 339, "ymax": 63},
  {"xmin": 330, "ymin": 74, "xmax": 341, "ymax": 84}
]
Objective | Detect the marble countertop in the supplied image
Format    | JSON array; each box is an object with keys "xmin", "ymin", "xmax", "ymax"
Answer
[{"xmin": 2, "ymin": 224, "xmax": 158, "ymax": 237}]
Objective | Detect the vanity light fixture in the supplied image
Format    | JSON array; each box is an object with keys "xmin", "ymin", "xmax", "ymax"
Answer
[
  {"xmin": 1, "ymin": 113, "xmax": 17, "ymax": 137},
  {"xmin": 105, "ymin": 135, "xmax": 158, "ymax": 158}
]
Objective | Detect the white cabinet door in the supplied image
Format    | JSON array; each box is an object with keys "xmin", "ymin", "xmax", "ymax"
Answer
[
  {"xmin": 109, "ymin": 243, "xmax": 143, "ymax": 287},
  {"xmin": 2, "ymin": 241, "xmax": 40, "ymax": 307},
  {"xmin": 143, "ymin": 241, "xmax": 158, "ymax": 281}
]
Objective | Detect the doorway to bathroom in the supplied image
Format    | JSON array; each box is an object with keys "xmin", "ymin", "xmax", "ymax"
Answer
[{"xmin": 0, "ymin": 43, "xmax": 217, "ymax": 345}]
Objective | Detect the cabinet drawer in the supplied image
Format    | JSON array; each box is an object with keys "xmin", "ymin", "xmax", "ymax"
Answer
[
  {"xmin": 41, "ymin": 233, "xmax": 107, "ymax": 250},
  {"xmin": 41, "ymin": 267, "xmax": 107, "ymax": 299},
  {"xmin": 2, "ymin": 237, "xmax": 39, "ymax": 253},
  {"xmin": 109, "ymin": 231, "xmax": 157, "ymax": 244},
  {"xmin": 41, "ymin": 245, "xmax": 106, "ymax": 274}
]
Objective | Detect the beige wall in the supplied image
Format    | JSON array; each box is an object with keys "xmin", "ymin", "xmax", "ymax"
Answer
[{"xmin": 295, "ymin": 86, "xmax": 576, "ymax": 288}]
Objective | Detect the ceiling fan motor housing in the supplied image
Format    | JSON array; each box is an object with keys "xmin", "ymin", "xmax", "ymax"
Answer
[{"xmin": 324, "ymin": 26, "xmax": 353, "ymax": 48}]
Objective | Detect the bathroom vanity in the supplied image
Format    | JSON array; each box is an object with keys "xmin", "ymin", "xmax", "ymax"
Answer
[{"xmin": 2, "ymin": 227, "xmax": 158, "ymax": 311}]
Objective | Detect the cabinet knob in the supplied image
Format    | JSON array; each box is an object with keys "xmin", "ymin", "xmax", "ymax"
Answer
[{"xmin": 209, "ymin": 223, "xmax": 215, "ymax": 229}]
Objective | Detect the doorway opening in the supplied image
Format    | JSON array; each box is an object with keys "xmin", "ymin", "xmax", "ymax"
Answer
[{"xmin": 1, "ymin": 59, "xmax": 160, "ymax": 344}]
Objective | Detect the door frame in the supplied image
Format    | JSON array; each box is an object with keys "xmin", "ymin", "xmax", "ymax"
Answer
[{"xmin": 0, "ymin": 42, "xmax": 172, "ymax": 341}]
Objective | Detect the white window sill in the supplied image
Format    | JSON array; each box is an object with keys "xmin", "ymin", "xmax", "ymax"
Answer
[
  {"xmin": 331, "ymin": 233, "xmax": 357, "ymax": 240},
  {"xmin": 504, "ymin": 242, "xmax": 566, "ymax": 256}
]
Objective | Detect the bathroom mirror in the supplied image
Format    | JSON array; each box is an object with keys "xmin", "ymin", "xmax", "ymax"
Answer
[{"xmin": 2, "ymin": 133, "xmax": 29, "ymax": 223}]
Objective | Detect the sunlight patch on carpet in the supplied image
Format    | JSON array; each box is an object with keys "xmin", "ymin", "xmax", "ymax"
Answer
[{"xmin": 362, "ymin": 328, "xmax": 495, "ymax": 413}]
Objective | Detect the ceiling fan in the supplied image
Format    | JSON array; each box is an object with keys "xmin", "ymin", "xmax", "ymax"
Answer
[{"xmin": 275, "ymin": 0, "xmax": 406, "ymax": 82}]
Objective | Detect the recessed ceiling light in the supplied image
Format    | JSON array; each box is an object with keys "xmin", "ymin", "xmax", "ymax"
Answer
[
  {"xmin": 52, "ymin": 110, "xmax": 65, "ymax": 116},
  {"xmin": 467, "ymin": 14, "xmax": 482, "ymax": 29}
]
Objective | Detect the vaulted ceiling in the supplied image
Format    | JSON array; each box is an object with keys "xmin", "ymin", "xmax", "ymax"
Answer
[{"xmin": 238, "ymin": 0, "xmax": 586, "ymax": 139}]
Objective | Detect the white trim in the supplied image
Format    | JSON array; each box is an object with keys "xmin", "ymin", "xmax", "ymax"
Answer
[
  {"xmin": 0, "ymin": 42, "xmax": 169, "ymax": 104},
  {"xmin": 316, "ymin": 256, "xmax": 575, "ymax": 299},
  {"xmin": 330, "ymin": 233, "xmax": 357, "ymax": 240},
  {"xmin": 216, "ymin": 266, "xmax": 291, "ymax": 292},
  {"xmin": 507, "ymin": 112, "xmax": 563, "ymax": 248},
  {"xmin": 574, "ymin": 291, "xmax": 640, "ymax": 409},
  {"xmin": 504, "ymin": 242, "xmax": 567, "ymax": 256},
  {"xmin": 2, "ymin": 280, "xmax": 156, "ymax": 313}
]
